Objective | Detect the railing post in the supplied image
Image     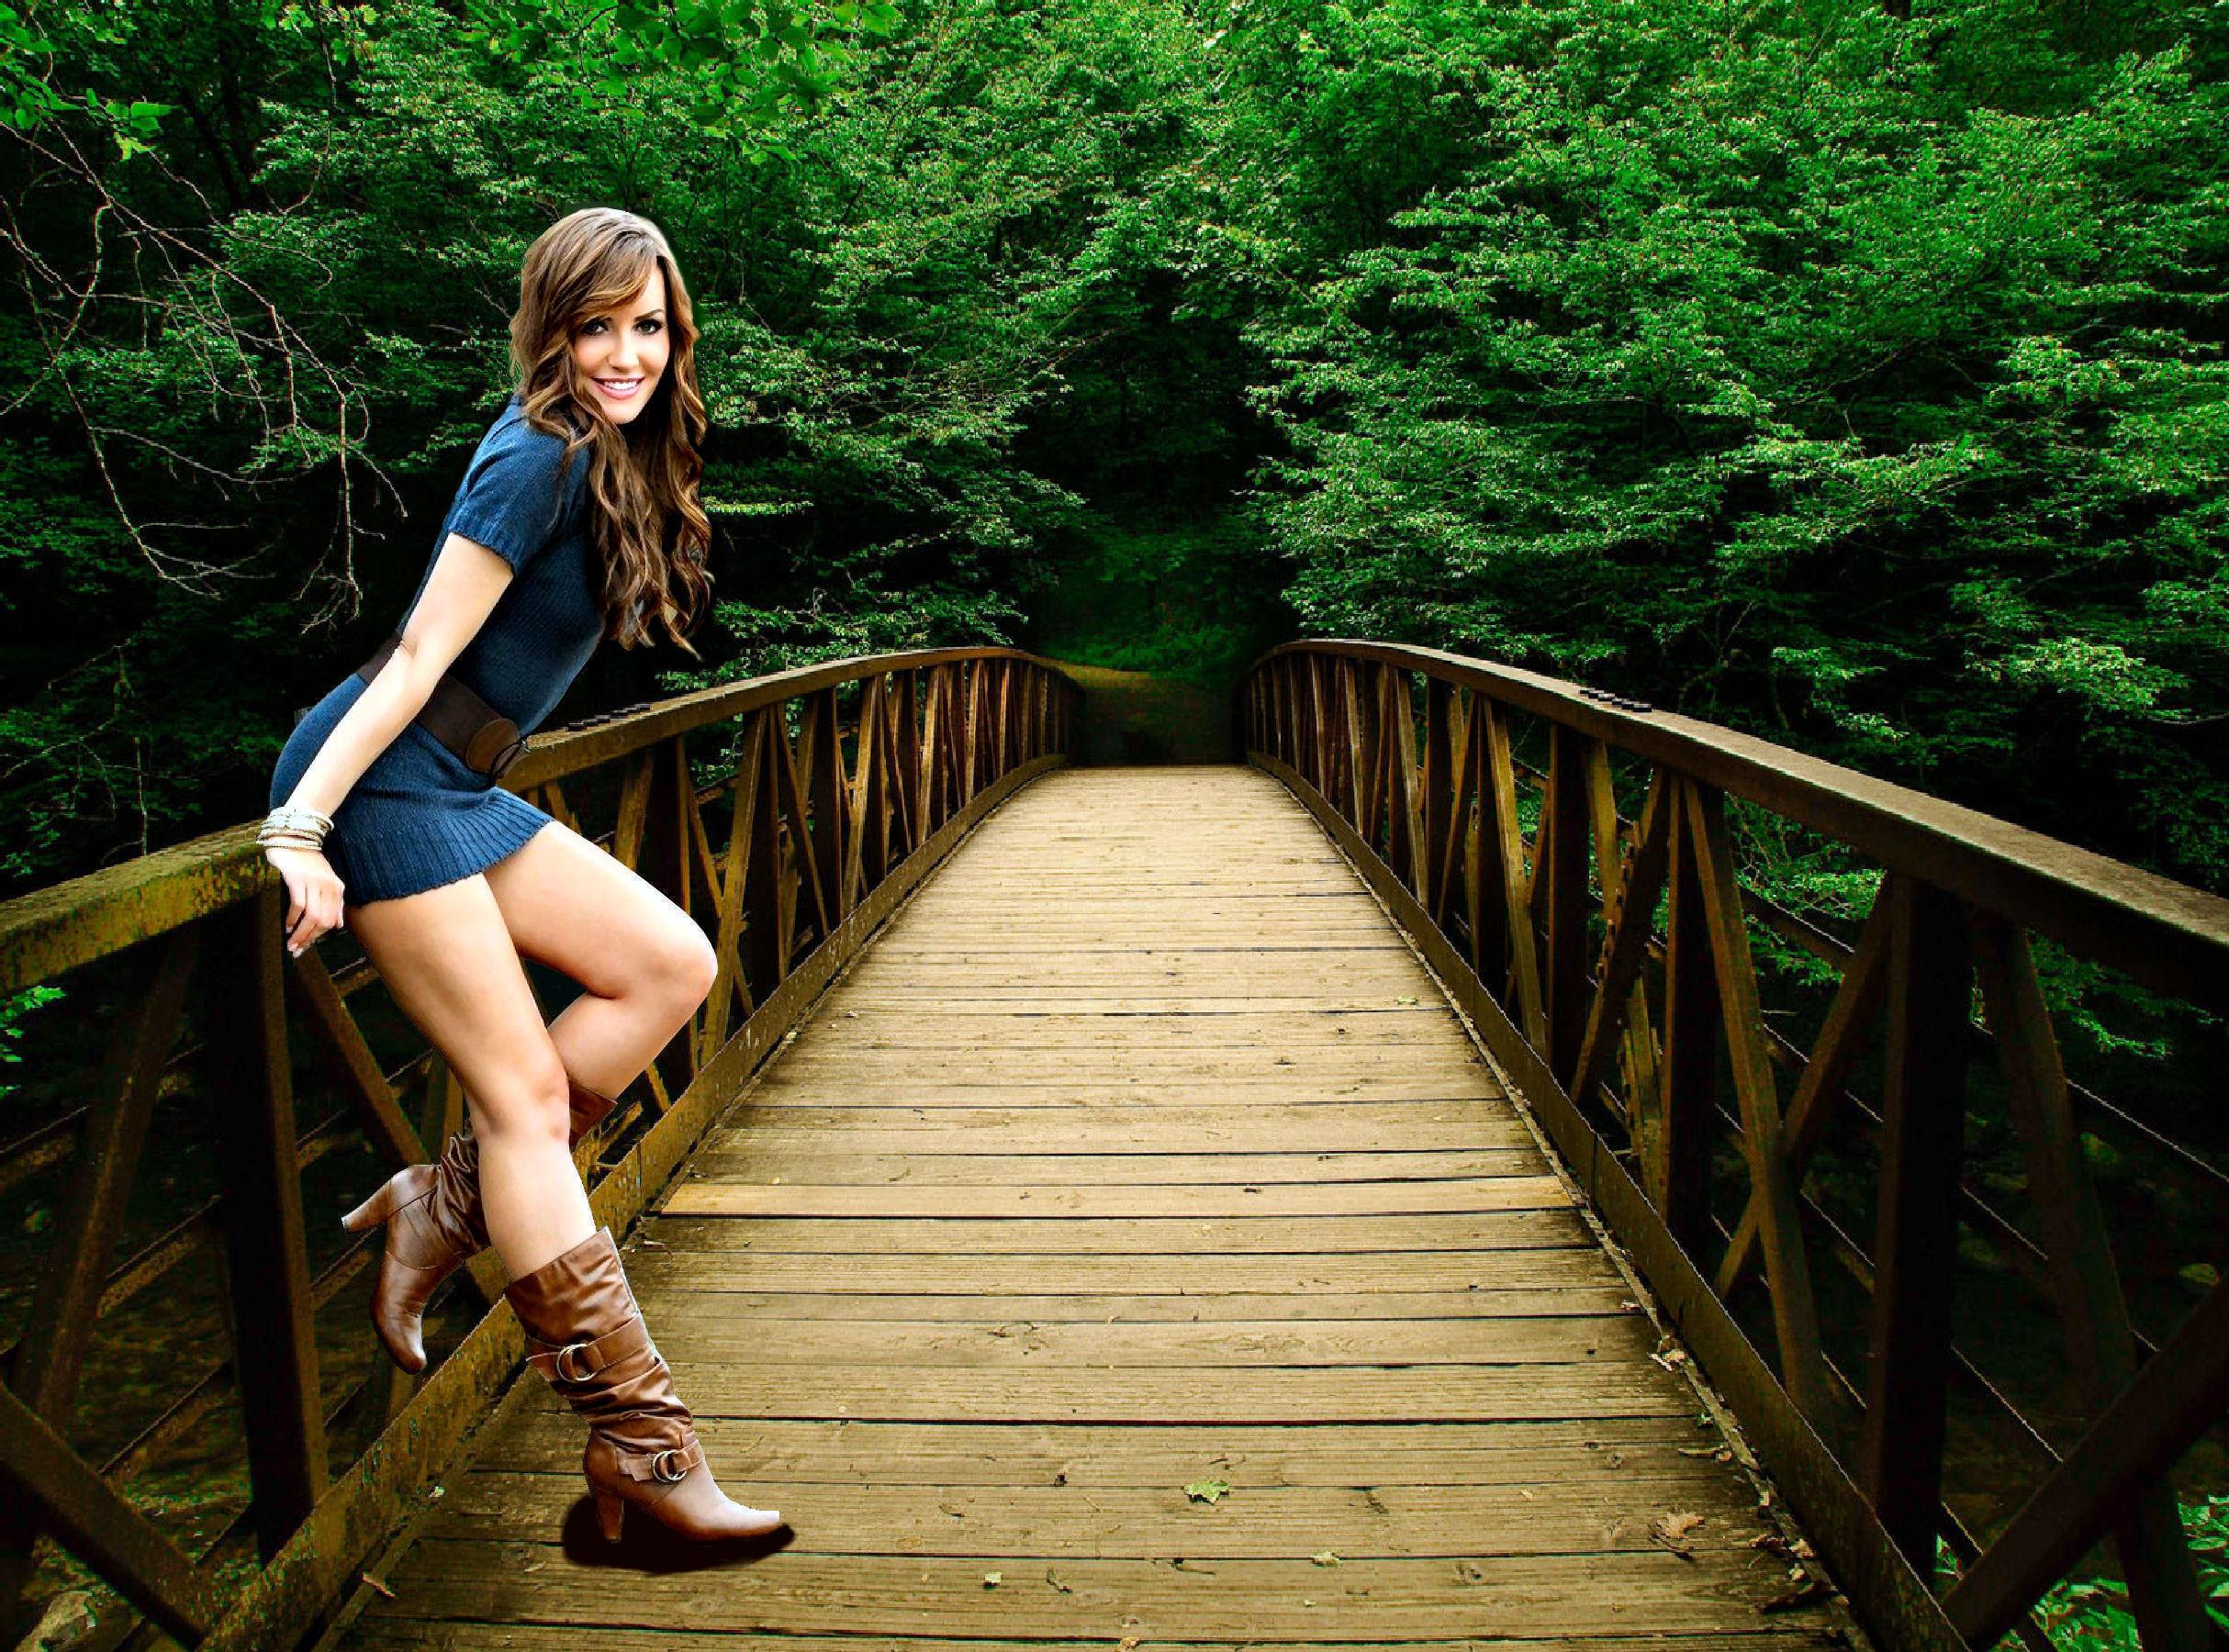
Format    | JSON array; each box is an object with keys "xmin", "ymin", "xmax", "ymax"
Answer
[
  {"xmin": 1541, "ymin": 726, "xmax": 1592, "ymax": 1089},
  {"xmin": 1656, "ymin": 774, "xmax": 1718, "ymax": 1254},
  {"xmin": 638, "ymin": 737, "xmax": 700, "ymax": 1091},
  {"xmin": 862, "ymin": 673, "xmax": 895, "ymax": 889},
  {"xmin": 204, "ymin": 887, "xmax": 329, "ymax": 1555},
  {"xmin": 1857, "ymin": 876, "xmax": 1974, "ymax": 1575},
  {"xmin": 806, "ymin": 687, "xmax": 846, "ymax": 927},
  {"xmin": 742, "ymin": 709, "xmax": 787, "ymax": 995},
  {"xmin": 1383, "ymin": 666, "xmax": 1422, "ymax": 900},
  {"xmin": 1422, "ymin": 677, "xmax": 1453, "ymax": 926}
]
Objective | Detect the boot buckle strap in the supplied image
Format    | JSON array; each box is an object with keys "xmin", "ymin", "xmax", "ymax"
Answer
[
  {"xmin": 613, "ymin": 1440, "xmax": 702, "ymax": 1483},
  {"xmin": 528, "ymin": 1313, "xmax": 651, "ymax": 1384}
]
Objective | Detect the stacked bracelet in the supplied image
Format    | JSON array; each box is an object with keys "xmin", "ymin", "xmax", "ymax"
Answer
[{"xmin": 258, "ymin": 803, "xmax": 335, "ymax": 852}]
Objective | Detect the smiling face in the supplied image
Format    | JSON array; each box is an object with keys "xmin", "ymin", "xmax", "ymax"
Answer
[{"xmin": 570, "ymin": 264, "xmax": 671, "ymax": 426}]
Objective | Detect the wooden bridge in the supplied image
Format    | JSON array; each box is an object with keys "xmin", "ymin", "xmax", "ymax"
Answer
[{"xmin": 0, "ymin": 645, "xmax": 2223, "ymax": 1652}]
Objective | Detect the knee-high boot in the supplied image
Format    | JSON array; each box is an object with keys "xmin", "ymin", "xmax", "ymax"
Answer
[
  {"xmin": 343, "ymin": 1075, "xmax": 620, "ymax": 1374},
  {"xmin": 505, "ymin": 1226, "xmax": 784, "ymax": 1542}
]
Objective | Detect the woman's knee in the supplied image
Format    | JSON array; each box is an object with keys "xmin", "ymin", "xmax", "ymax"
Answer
[
  {"xmin": 467, "ymin": 1052, "xmax": 574, "ymax": 1147},
  {"xmin": 649, "ymin": 922, "xmax": 720, "ymax": 1010}
]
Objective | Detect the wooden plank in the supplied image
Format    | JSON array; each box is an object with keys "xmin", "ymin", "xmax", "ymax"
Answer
[
  {"xmin": 642, "ymin": 1211, "xmax": 1601, "ymax": 1254},
  {"xmin": 423, "ymin": 1468, "xmax": 1774, "ymax": 1555},
  {"xmin": 711, "ymin": 1105, "xmax": 1526, "ymax": 1144},
  {"xmin": 368, "ymin": 1548, "xmax": 1835, "ymax": 1639},
  {"xmin": 515, "ymin": 1360, "xmax": 1696, "ymax": 1423},
  {"xmin": 622, "ymin": 1251, "xmax": 1625, "ymax": 1296},
  {"xmin": 663, "ymin": 1176, "xmax": 1574, "ymax": 1219},
  {"xmin": 598, "ymin": 1312, "xmax": 1651, "ymax": 1369},
  {"xmin": 354, "ymin": 1627, "xmax": 1834, "ymax": 1652},
  {"xmin": 685, "ymin": 1147, "xmax": 1546, "ymax": 1183},
  {"xmin": 569, "ymin": 1285, "xmax": 1638, "ymax": 1319},
  {"xmin": 470, "ymin": 1413, "xmax": 1739, "ymax": 1481}
]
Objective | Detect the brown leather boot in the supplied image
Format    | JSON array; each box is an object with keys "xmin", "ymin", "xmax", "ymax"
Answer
[
  {"xmin": 343, "ymin": 1075, "xmax": 620, "ymax": 1374},
  {"xmin": 506, "ymin": 1226, "xmax": 783, "ymax": 1543}
]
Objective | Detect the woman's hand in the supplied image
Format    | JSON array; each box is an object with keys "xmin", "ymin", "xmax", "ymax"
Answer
[{"xmin": 267, "ymin": 844, "xmax": 345, "ymax": 956}]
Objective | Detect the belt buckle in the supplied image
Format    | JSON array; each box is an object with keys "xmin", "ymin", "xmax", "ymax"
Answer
[
  {"xmin": 649, "ymin": 1447, "xmax": 689, "ymax": 1483},
  {"xmin": 465, "ymin": 718, "xmax": 529, "ymax": 781}
]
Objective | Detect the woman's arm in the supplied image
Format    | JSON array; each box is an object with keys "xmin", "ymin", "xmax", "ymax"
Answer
[{"xmin": 278, "ymin": 532, "xmax": 518, "ymax": 820}]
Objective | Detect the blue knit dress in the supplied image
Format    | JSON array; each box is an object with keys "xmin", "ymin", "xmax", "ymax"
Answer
[{"xmin": 268, "ymin": 394, "xmax": 607, "ymax": 905}]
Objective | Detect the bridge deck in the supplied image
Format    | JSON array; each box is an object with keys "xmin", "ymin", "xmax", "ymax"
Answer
[{"xmin": 335, "ymin": 767, "xmax": 1851, "ymax": 1650}]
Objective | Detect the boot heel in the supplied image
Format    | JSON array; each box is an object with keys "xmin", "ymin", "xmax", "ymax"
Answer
[
  {"xmin": 594, "ymin": 1489, "xmax": 625, "ymax": 1543},
  {"xmin": 342, "ymin": 1178, "xmax": 399, "ymax": 1233}
]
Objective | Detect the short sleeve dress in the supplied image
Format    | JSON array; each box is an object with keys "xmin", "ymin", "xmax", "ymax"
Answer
[{"xmin": 267, "ymin": 393, "xmax": 609, "ymax": 905}]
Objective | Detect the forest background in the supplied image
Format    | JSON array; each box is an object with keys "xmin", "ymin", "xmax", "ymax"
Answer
[
  {"xmin": 5, "ymin": 0, "xmax": 2223, "ymax": 907},
  {"xmin": 0, "ymin": 0, "xmax": 2226, "ymax": 1642},
  {"xmin": 6, "ymin": 0, "xmax": 2225, "ymax": 1178}
]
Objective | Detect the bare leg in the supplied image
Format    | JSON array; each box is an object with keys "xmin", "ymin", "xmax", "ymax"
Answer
[
  {"xmin": 352, "ymin": 823, "xmax": 774, "ymax": 1540},
  {"xmin": 481, "ymin": 819, "xmax": 720, "ymax": 1092},
  {"xmin": 347, "ymin": 869, "xmax": 595, "ymax": 1279}
]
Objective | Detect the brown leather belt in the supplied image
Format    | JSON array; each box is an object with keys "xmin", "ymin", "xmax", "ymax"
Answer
[{"xmin": 292, "ymin": 631, "xmax": 529, "ymax": 782}]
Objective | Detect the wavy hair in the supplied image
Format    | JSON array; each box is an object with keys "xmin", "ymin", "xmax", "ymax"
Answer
[{"xmin": 508, "ymin": 207, "xmax": 712, "ymax": 655}]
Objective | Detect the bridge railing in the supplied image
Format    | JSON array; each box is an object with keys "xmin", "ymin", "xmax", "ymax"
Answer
[
  {"xmin": 1243, "ymin": 641, "xmax": 2228, "ymax": 1652},
  {"xmin": 0, "ymin": 647, "xmax": 1079, "ymax": 1652}
]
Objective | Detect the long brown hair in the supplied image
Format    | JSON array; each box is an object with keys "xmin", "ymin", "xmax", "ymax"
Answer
[{"xmin": 508, "ymin": 207, "xmax": 713, "ymax": 655}]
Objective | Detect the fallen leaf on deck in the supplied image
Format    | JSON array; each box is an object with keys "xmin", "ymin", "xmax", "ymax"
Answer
[
  {"xmin": 1759, "ymin": 1579, "xmax": 1831, "ymax": 1613},
  {"xmin": 1183, "ymin": 1478, "xmax": 1230, "ymax": 1503}
]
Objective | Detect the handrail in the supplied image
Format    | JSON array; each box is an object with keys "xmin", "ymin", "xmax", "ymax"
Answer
[
  {"xmin": 1242, "ymin": 639, "xmax": 2227, "ymax": 1652},
  {"xmin": 1247, "ymin": 641, "xmax": 2229, "ymax": 1012},
  {"xmin": 0, "ymin": 646, "xmax": 1067, "ymax": 995},
  {"xmin": 0, "ymin": 647, "xmax": 1081, "ymax": 1650}
]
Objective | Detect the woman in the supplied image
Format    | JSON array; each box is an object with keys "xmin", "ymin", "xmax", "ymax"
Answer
[{"xmin": 262, "ymin": 207, "xmax": 781, "ymax": 1546}]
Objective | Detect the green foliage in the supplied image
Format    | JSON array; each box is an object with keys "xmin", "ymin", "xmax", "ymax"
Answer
[
  {"xmin": 1029, "ymin": 509, "xmax": 1293, "ymax": 686},
  {"xmin": 1238, "ymin": 0, "xmax": 2229, "ymax": 899},
  {"xmin": 1995, "ymin": 1494, "xmax": 2229, "ymax": 1646},
  {"xmin": 461, "ymin": 0, "xmax": 897, "ymax": 156},
  {"xmin": 0, "ymin": 984, "xmax": 63, "ymax": 1104}
]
